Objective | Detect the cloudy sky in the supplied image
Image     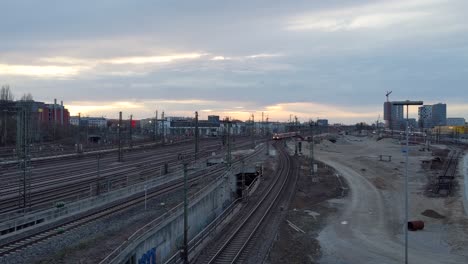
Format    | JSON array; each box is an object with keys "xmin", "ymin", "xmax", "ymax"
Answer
[{"xmin": 1, "ymin": 0, "xmax": 467, "ymax": 124}]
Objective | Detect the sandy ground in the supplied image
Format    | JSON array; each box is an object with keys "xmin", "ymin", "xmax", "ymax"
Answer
[
  {"xmin": 266, "ymin": 155, "xmax": 348, "ymax": 264},
  {"xmin": 304, "ymin": 135, "xmax": 468, "ymax": 264}
]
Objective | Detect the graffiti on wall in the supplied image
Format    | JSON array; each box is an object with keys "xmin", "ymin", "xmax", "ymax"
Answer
[{"xmin": 139, "ymin": 248, "xmax": 156, "ymax": 264}]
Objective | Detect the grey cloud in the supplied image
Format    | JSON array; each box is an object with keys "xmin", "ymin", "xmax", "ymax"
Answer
[{"xmin": 1, "ymin": 0, "xmax": 467, "ymax": 122}]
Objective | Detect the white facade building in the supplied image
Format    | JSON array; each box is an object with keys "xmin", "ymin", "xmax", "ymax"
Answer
[
  {"xmin": 70, "ymin": 116, "xmax": 107, "ymax": 128},
  {"xmin": 447, "ymin": 118, "xmax": 466, "ymax": 126}
]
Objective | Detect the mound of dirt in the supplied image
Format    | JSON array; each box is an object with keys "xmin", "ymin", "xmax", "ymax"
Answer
[{"xmin": 421, "ymin": 209, "xmax": 446, "ymax": 219}]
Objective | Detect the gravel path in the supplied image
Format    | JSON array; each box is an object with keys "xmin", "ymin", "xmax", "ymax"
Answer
[{"xmin": 315, "ymin": 136, "xmax": 468, "ymax": 264}]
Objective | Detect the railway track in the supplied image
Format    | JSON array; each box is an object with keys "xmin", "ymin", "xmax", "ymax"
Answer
[
  {"xmin": 195, "ymin": 143, "xmax": 294, "ymax": 264},
  {"xmin": 0, "ymin": 137, "xmax": 200, "ymax": 164},
  {"xmin": 0, "ymin": 143, "xmax": 266, "ymax": 259},
  {"xmin": 0, "ymin": 139, "xmax": 254, "ymax": 214},
  {"xmin": 0, "ymin": 166, "xmax": 223, "ymax": 258},
  {"xmin": 435, "ymin": 150, "xmax": 460, "ymax": 195}
]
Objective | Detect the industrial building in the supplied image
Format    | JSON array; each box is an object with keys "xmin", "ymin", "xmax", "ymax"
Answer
[
  {"xmin": 317, "ymin": 119, "xmax": 329, "ymax": 126},
  {"xmin": 168, "ymin": 116, "xmax": 220, "ymax": 136},
  {"xmin": 0, "ymin": 98, "xmax": 70, "ymax": 144}
]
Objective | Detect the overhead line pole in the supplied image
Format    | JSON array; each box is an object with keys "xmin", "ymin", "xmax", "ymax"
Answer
[
  {"xmin": 153, "ymin": 110, "xmax": 158, "ymax": 141},
  {"xmin": 129, "ymin": 114, "xmax": 133, "ymax": 149},
  {"xmin": 183, "ymin": 163, "xmax": 189, "ymax": 264},
  {"xmin": 251, "ymin": 114, "xmax": 255, "ymax": 148},
  {"xmin": 309, "ymin": 120, "xmax": 315, "ymax": 176},
  {"xmin": 161, "ymin": 111, "xmax": 165, "ymax": 144},
  {"xmin": 118, "ymin": 111, "xmax": 122, "ymax": 162},
  {"xmin": 226, "ymin": 119, "xmax": 232, "ymax": 167},
  {"xmin": 195, "ymin": 111, "xmax": 199, "ymax": 160},
  {"xmin": 392, "ymin": 100, "xmax": 423, "ymax": 264}
]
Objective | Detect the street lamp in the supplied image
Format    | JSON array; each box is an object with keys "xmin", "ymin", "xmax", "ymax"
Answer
[{"xmin": 392, "ymin": 100, "xmax": 423, "ymax": 264}]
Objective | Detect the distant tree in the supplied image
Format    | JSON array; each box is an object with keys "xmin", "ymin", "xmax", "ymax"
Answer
[
  {"xmin": 0, "ymin": 85, "xmax": 14, "ymax": 101},
  {"xmin": 20, "ymin": 93, "xmax": 34, "ymax": 101},
  {"xmin": 1, "ymin": 85, "xmax": 15, "ymax": 146}
]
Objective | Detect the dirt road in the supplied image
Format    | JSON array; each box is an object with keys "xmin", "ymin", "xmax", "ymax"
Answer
[{"xmin": 312, "ymin": 136, "xmax": 468, "ymax": 264}]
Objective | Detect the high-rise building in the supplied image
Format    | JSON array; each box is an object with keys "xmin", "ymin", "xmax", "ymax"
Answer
[
  {"xmin": 418, "ymin": 105, "xmax": 433, "ymax": 128},
  {"xmin": 418, "ymin": 103, "xmax": 447, "ymax": 128},
  {"xmin": 383, "ymin": 102, "xmax": 404, "ymax": 130},
  {"xmin": 432, "ymin": 103, "xmax": 447, "ymax": 126}
]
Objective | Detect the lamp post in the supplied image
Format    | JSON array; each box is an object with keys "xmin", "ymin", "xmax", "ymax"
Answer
[{"xmin": 392, "ymin": 100, "xmax": 423, "ymax": 264}]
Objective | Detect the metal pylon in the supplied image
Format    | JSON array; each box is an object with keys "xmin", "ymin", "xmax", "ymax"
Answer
[{"xmin": 16, "ymin": 103, "xmax": 32, "ymax": 210}]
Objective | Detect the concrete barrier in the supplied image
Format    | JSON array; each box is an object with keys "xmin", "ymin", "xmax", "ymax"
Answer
[
  {"xmin": 0, "ymin": 161, "xmax": 216, "ymax": 240},
  {"xmin": 101, "ymin": 169, "xmax": 238, "ymax": 264}
]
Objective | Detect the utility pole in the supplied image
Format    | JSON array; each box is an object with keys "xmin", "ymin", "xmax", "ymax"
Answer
[
  {"xmin": 118, "ymin": 111, "xmax": 122, "ymax": 162},
  {"xmin": 309, "ymin": 120, "xmax": 315, "ymax": 176},
  {"xmin": 153, "ymin": 110, "xmax": 158, "ymax": 141},
  {"xmin": 96, "ymin": 152, "xmax": 101, "ymax": 195},
  {"xmin": 129, "ymin": 114, "xmax": 133, "ymax": 149},
  {"xmin": 161, "ymin": 111, "xmax": 165, "ymax": 144},
  {"xmin": 78, "ymin": 113, "xmax": 81, "ymax": 148},
  {"xmin": 2, "ymin": 109, "xmax": 7, "ymax": 147},
  {"xmin": 226, "ymin": 119, "xmax": 232, "ymax": 167},
  {"xmin": 53, "ymin": 98, "xmax": 57, "ymax": 142},
  {"xmin": 16, "ymin": 102, "xmax": 32, "ymax": 211},
  {"xmin": 183, "ymin": 162, "xmax": 189, "ymax": 264},
  {"xmin": 266, "ymin": 116, "xmax": 270, "ymax": 155},
  {"xmin": 194, "ymin": 111, "xmax": 199, "ymax": 160},
  {"xmin": 251, "ymin": 114, "xmax": 255, "ymax": 148},
  {"xmin": 261, "ymin": 112, "xmax": 264, "ymax": 137},
  {"xmin": 241, "ymin": 159, "xmax": 245, "ymax": 198}
]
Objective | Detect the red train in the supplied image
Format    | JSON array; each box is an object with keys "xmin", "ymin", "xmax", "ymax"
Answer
[{"xmin": 272, "ymin": 132, "xmax": 300, "ymax": 140}]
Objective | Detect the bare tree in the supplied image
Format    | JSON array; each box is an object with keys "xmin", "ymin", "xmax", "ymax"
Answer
[
  {"xmin": 0, "ymin": 85, "xmax": 14, "ymax": 101},
  {"xmin": 20, "ymin": 93, "xmax": 33, "ymax": 102},
  {"xmin": 1, "ymin": 85, "xmax": 15, "ymax": 146}
]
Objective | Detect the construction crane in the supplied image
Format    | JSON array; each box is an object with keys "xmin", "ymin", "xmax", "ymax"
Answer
[
  {"xmin": 386, "ymin": 91, "xmax": 392, "ymax": 102},
  {"xmin": 386, "ymin": 91, "xmax": 393, "ymax": 136}
]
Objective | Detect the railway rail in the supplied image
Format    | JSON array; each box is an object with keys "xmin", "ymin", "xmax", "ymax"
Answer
[
  {"xmin": 434, "ymin": 150, "xmax": 460, "ymax": 195},
  {"xmin": 0, "ymin": 138, "xmax": 255, "ymax": 214},
  {"xmin": 194, "ymin": 143, "xmax": 294, "ymax": 264},
  {"xmin": 0, "ymin": 142, "xmax": 266, "ymax": 259}
]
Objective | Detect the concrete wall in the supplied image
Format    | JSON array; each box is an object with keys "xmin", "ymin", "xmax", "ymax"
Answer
[{"xmin": 116, "ymin": 171, "xmax": 237, "ymax": 264}]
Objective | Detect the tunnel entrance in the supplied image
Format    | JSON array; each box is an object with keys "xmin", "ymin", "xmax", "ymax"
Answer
[{"xmin": 236, "ymin": 165, "xmax": 261, "ymax": 198}]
